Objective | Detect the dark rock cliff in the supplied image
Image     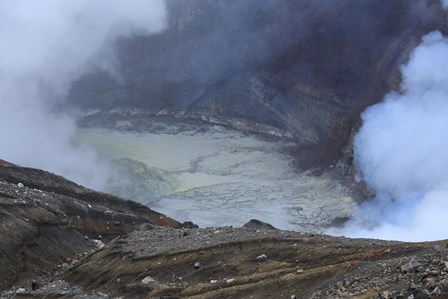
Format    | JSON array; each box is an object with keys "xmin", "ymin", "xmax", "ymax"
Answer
[{"xmin": 68, "ymin": 0, "xmax": 447, "ymax": 166}]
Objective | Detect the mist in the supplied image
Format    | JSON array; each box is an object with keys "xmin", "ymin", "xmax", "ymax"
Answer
[
  {"xmin": 0, "ymin": 0, "xmax": 167, "ymax": 189},
  {"xmin": 334, "ymin": 30, "xmax": 448, "ymax": 241}
]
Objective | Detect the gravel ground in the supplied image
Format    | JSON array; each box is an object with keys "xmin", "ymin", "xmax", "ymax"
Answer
[{"xmin": 2, "ymin": 160, "xmax": 448, "ymax": 298}]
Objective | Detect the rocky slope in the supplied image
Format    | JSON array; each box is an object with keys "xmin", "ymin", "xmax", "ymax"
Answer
[
  {"xmin": 65, "ymin": 227, "xmax": 448, "ymax": 299},
  {"xmin": 2, "ymin": 1, "xmax": 448, "ymax": 298},
  {"xmin": 1, "ymin": 160, "xmax": 448, "ymax": 298},
  {"xmin": 68, "ymin": 0, "xmax": 447, "ymax": 167},
  {"xmin": 0, "ymin": 159, "xmax": 181, "ymax": 291}
]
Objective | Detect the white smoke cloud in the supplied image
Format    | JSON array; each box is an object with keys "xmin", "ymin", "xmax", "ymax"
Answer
[
  {"xmin": 0, "ymin": 0, "xmax": 167, "ymax": 189},
  {"xmin": 443, "ymin": 0, "xmax": 448, "ymax": 9},
  {"xmin": 335, "ymin": 31, "xmax": 448, "ymax": 241}
]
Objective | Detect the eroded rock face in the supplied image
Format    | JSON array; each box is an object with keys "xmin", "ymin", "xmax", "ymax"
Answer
[
  {"xmin": 68, "ymin": 0, "xmax": 447, "ymax": 166},
  {"xmin": 0, "ymin": 160, "xmax": 181, "ymax": 290}
]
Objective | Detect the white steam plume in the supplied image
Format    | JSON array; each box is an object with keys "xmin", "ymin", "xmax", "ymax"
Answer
[
  {"xmin": 335, "ymin": 31, "xmax": 448, "ymax": 241},
  {"xmin": 0, "ymin": 1, "xmax": 167, "ymax": 189},
  {"xmin": 443, "ymin": 0, "xmax": 448, "ymax": 9}
]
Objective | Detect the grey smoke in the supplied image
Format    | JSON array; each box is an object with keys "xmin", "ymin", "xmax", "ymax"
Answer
[
  {"xmin": 0, "ymin": 0, "xmax": 167, "ymax": 189},
  {"xmin": 335, "ymin": 31, "xmax": 448, "ymax": 241}
]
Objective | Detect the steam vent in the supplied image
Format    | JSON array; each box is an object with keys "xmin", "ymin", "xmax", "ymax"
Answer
[{"xmin": 1, "ymin": 1, "xmax": 448, "ymax": 298}]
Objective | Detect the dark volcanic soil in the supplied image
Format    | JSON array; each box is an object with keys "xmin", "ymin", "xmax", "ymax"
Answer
[
  {"xmin": 67, "ymin": 227, "xmax": 448, "ymax": 299},
  {"xmin": 0, "ymin": 159, "xmax": 181, "ymax": 292},
  {"xmin": 1, "ymin": 160, "xmax": 448, "ymax": 298}
]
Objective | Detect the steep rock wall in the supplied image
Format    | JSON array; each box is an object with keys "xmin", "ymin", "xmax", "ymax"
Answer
[{"xmin": 68, "ymin": 0, "xmax": 447, "ymax": 165}]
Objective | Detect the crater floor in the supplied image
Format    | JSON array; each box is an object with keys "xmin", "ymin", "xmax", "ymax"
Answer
[{"xmin": 76, "ymin": 114, "xmax": 357, "ymax": 231}]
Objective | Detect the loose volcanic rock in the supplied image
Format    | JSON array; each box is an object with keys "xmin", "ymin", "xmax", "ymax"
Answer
[{"xmin": 0, "ymin": 160, "xmax": 181, "ymax": 291}]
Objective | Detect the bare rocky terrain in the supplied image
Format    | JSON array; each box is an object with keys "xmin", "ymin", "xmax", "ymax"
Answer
[
  {"xmin": 0, "ymin": 159, "xmax": 181, "ymax": 293},
  {"xmin": 2, "ymin": 1, "xmax": 448, "ymax": 298},
  {"xmin": 1, "ymin": 160, "xmax": 448, "ymax": 299}
]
